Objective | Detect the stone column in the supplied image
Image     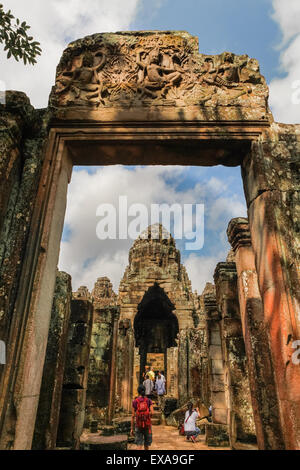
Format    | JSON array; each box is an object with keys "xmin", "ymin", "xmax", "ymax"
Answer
[
  {"xmin": 132, "ymin": 347, "xmax": 141, "ymax": 402},
  {"xmin": 107, "ymin": 308, "xmax": 120, "ymax": 423},
  {"xmin": 177, "ymin": 330, "xmax": 189, "ymax": 406},
  {"xmin": 32, "ymin": 271, "xmax": 72, "ymax": 450},
  {"xmin": 214, "ymin": 262, "xmax": 256, "ymax": 447},
  {"xmin": 227, "ymin": 217, "xmax": 285, "ymax": 449},
  {"xmin": 56, "ymin": 296, "xmax": 93, "ymax": 449},
  {"xmin": 0, "ymin": 94, "xmax": 49, "ymax": 450},
  {"xmin": 116, "ymin": 319, "xmax": 133, "ymax": 414},
  {"xmin": 167, "ymin": 347, "xmax": 178, "ymax": 398},
  {"xmin": 242, "ymin": 126, "xmax": 300, "ymax": 449},
  {"xmin": 85, "ymin": 305, "xmax": 116, "ymax": 427},
  {"xmin": 203, "ymin": 287, "xmax": 227, "ymax": 426}
]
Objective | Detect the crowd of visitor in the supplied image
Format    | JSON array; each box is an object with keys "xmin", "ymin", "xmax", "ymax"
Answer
[{"xmin": 131, "ymin": 364, "xmax": 212, "ymax": 449}]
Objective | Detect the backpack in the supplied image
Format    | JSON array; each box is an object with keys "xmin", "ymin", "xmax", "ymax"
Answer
[
  {"xmin": 136, "ymin": 397, "xmax": 151, "ymax": 430},
  {"xmin": 179, "ymin": 423, "xmax": 185, "ymax": 436}
]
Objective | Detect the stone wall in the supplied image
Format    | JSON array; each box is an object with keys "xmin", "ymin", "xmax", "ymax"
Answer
[
  {"xmin": 227, "ymin": 217, "xmax": 285, "ymax": 449},
  {"xmin": 0, "ymin": 92, "xmax": 48, "ymax": 449},
  {"xmin": 242, "ymin": 123, "xmax": 300, "ymax": 449},
  {"xmin": 56, "ymin": 294, "xmax": 93, "ymax": 449},
  {"xmin": 85, "ymin": 278, "xmax": 119, "ymax": 426},
  {"xmin": 32, "ymin": 270, "xmax": 72, "ymax": 450},
  {"xmin": 214, "ymin": 260, "xmax": 256, "ymax": 446},
  {"xmin": 203, "ymin": 283, "xmax": 227, "ymax": 426}
]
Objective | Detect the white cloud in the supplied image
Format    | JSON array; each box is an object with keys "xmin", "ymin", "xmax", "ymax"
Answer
[
  {"xmin": 184, "ymin": 251, "xmax": 227, "ymax": 295},
  {"xmin": 58, "ymin": 166, "xmax": 246, "ymax": 293},
  {"xmin": 271, "ymin": 0, "xmax": 300, "ymax": 44},
  {"xmin": 207, "ymin": 195, "xmax": 247, "ymax": 231},
  {"xmin": 269, "ymin": 0, "xmax": 300, "ymax": 123},
  {"xmin": 1, "ymin": 0, "xmax": 141, "ymax": 107}
]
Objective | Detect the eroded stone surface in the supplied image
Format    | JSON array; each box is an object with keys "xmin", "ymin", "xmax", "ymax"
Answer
[
  {"xmin": 32, "ymin": 271, "xmax": 72, "ymax": 450},
  {"xmin": 85, "ymin": 277, "xmax": 119, "ymax": 426},
  {"xmin": 50, "ymin": 31, "xmax": 269, "ymax": 123}
]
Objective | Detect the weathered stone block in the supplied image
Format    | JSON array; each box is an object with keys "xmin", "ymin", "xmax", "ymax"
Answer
[
  {"xmin": 112, "ymin": 417, "xmax": 131, "ymax": 435},
  {"xmin": 205, "ymin": 423, "xmax": 229, "ymax": 447},
  {"xmin": 57, "ymin": 389, "xmax": 86, "ymax": 449},
  {"xmin": 32, "ymin": 271, "xmax": 72, "ymax": 450},
  {"xmin": 210, "ymin": 331, "xmax": 222, "ymax": 346},
  {"xmin": 211, "ymin": 359, "xmax": 224, "ymax": 374},
  {"xmin": 80, "ymin": 433, "xmax": 128, "ymax": 450},
  {"xmin": 209, "ymin": 345, "xmax": 223, "ymax": 360},
  {"xmin": 211, "ymin": 375, "xmax": 225, "ymax": 392},
  {"xmin": 213, "ymin": 408, "xmax": 228, "ymax": 425}
]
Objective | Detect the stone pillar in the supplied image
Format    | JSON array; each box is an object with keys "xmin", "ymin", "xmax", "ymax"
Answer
[
  {"xmin": 85, "ymin": 305, "xmax": 116, "ymax": 427},
  {"xmin": 227, "ymin": 217, "xmax": 285, "ymax": 449},
  {"xmin": 214, "ymin": 262, "xmax": 256, "ymax": 447},
  {"xmin": 177, "ymin": 330, "xmax": 189, "ymax": 406},
  {"xmin": 107, "ymin": 308, "xmax": 120, "ymax": 423},
  {"xmin": 132, "ymin": 347, "xmax": 140, "ymax": 402},
  {"xmin": 242, "ymin": 127, "xmax": 300, "ymax": 449},
  {"xmin": 167, "ymin": 347, "xmax": 178, "ymax": 398},
  {"xmin": 188, "ymin": 325, "xmax": 209, "ymax": 404},
  {"xmin": 32, "ymin": 271, "xmax": 72, "ymax": 449},
  {"xmin": 203, "ymin": 286, "xmax": 227, "ymax": 426},
  {"xmin": 0, "ymin": 93, "xmax": 48, "ymax": 450},
  {"xmin": 56, "ymin": 296, "xmax": 93, "ymax": 449},
  {"xmin": 116, "ymin": 319, "xmax": 133, "ymax": 414}
]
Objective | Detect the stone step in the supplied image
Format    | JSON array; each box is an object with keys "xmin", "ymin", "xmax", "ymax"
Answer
[{"xmin": 151, "ymin": 418, "xmax": 161, "ymax": 425}]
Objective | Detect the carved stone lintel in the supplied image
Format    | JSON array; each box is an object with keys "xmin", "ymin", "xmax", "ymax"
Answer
[{"xmin": 50, "ymin": 31, "xmax": 268, "ymax": 116}]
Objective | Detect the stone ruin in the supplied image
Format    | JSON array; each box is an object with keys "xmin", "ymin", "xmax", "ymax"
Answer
[{"xmin": 0, "ymin": 31, "xmax": 299, "ymax": 450}]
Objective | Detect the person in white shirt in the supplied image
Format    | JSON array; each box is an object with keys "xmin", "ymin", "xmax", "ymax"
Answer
[
  {"xmin": 184, "ymin": 402, "xmax": 201, "ymax": 442},
  {"xmin": 155, "ymin": 372, "xmax": 166, "ymax": 410},
  {"xmin": 143, "ymin": 374, "xmax": 154, "ymax": 398},
  {"xmin": 159, "ymin": 371, "xmax": 166, "ymax": 383}
]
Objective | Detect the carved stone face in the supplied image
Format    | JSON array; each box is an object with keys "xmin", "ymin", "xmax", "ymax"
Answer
[
  {"xmin": 224, "ymin": 52, "xmax": 234, "ymax": 63},
  {"xmin": 149, "ymin": 49, "xmax": 160, "ymax": 64},
  {"xmin": 204, "ymin": 58, "xmax": 214, "ymax": 69}
]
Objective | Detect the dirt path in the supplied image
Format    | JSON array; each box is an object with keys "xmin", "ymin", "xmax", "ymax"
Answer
[{"xmin": 128, "ymin": 425, "xmax": 231, "ymax": 451}]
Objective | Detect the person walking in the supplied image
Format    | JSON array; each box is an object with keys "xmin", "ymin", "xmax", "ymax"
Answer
[
  {"xmin": 131, "ymin": 385, "xmax": 153, "ymax": 450},
  {"xmin": 148, "ymin": 366, "xmax": 155, "ymax": 383},
  {"xmin": 159, "ymin": 370, "xmax": 166, "ymax": 383},
  {"xmin": 155, "ymin": 371, "xmax": 166, "ymax": 410},
  {"xmin": 142, "ymin": 365, "xmax": 150, "ymax": 380},
  {"xmin": 143, "ymin": 373, "xmax": 154, "ymax": 398},
  {"xmin": 184, "ymin": 402, "xmax": 201, "ymax": 443}
]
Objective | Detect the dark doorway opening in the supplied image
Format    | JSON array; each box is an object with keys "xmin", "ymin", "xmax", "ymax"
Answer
[{"xmin": 134, "ymin": 283, "xmax": 179, "ymax": 383}]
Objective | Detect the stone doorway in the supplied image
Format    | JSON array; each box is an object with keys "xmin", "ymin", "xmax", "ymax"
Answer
[
  {"xmin": 1, "ymin": 30, "xmax": 299, "ymax": 450},
  {"xmin": 134, "ymin": 284, "xmax": 179, "ymax": 385}
]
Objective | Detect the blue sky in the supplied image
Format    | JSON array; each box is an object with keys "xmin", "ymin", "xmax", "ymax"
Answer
[
  {"xmin": 3, "ymin": 0, "xmax": 298, "ymax": 293},
  {"xmin": 132, "ymin": 0, "xmax": 282, "ymax": 83}
]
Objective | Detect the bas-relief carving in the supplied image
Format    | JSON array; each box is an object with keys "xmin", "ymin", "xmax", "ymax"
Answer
[{"xmin": 51, "ymin": 33, "xmax": 267, "ymax": 110}]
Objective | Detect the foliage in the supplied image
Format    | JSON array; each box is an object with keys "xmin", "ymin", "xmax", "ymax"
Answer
[{"xmin": 0, "ymin": 3, "xmax": 41, "ymax": 65}]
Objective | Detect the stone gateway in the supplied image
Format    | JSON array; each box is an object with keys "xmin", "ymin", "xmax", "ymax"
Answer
[{"xmin": 0, "ymin": 31, "xmax": 299, "ymax": 450}]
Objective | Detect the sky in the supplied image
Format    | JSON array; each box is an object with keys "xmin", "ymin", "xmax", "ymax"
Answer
[{"xmin": 1, "ymin": 0, "xmax": 299, "ymax": 294}]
